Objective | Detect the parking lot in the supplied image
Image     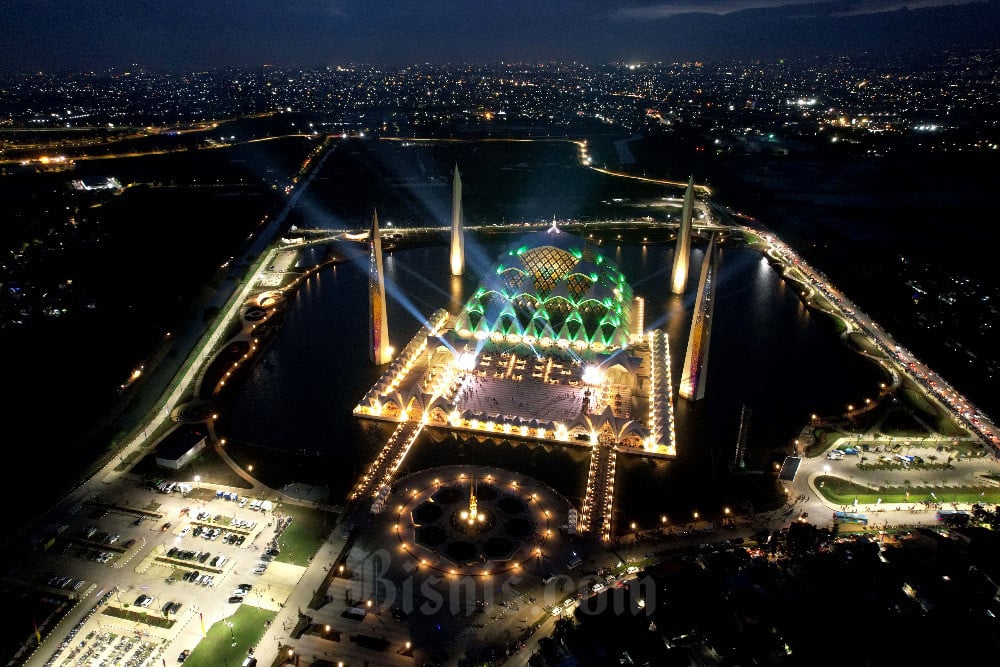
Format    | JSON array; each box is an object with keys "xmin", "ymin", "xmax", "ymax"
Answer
[{"xmin": 18, "ymin": 480, "xmax": 304, "ymax": 667}]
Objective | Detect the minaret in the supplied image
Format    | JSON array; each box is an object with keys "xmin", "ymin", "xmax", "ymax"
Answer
[
  {"xmin": 733, "ymin": 405, "xmax": 750, "ymax": 470},
  {"xmin": 468, "ymin": 480, "xmax": 478, "ymax": 522},
  {"xmin": 450, "ymin": 164, "xmax": 465, "ymax": 276},
  {"xmin": 461, "ymin": 478, "xmax": 483, "ymax": 525},
  {"xmin": 680, "ymin": 233, "xmax": 720, "ymax": 400},
  {"xmin": 368, "ymin": 209, "xmax": 392, "ymax": 365},
  {"xmin": 670, "ymin": 175, "xmax": 695, "ymax": 294}
]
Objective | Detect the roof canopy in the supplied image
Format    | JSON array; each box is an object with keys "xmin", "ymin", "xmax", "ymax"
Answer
[{"xmin": 454, "ymin": 228, "xmax": 635, "ymax": 350}]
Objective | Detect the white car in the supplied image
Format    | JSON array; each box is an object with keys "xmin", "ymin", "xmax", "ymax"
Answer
[
  {"xmin": 550, "ymin": 606, "xmax": 562, "ymax": 616},
  {"xmin": 179, "ymin": 527, "xmax": 190, "ymax": 538},
  {"xmin": 592, "ymin": 583, "xmax": 605, "ymax": 593},
  {"xmin": 238, "ymin": 497, "xmax": 249, "ymax": 508},
  {"xmin": 625, "ymin": 566, "xmax": 640, "ymax": 575}
]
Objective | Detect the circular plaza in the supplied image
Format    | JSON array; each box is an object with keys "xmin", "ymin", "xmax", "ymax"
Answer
[{"xmin": 392, "ymin": 465, "xmax": 570, "ymax": 577}]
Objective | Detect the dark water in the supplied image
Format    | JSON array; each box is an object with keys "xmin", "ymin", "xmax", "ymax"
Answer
[{"xmin": 226, "ymin": 238, "xmax": 885, "ymax": 528}]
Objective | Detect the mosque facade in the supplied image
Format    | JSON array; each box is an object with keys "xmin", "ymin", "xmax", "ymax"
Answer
[{"xmin": 355, "ymin": 224, "xmax": 676, "ymax": 457}]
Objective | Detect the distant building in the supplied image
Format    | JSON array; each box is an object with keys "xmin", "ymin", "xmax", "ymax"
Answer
[
  {"xmin": 69, "ymin": 176, "xmax": 122, "ymax": 191},
  {"xmin": 154, "ymin": 427, "xmax": 207, "ymax": 470}
]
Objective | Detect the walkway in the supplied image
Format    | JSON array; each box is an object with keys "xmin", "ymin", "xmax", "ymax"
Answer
[
  {"xmin": 349, "ymin": 421, "xmax": 425, "ymax": 503},
  {"xmin": 580, "ymin": 443, "xmax": 617, "ymax": 542}
]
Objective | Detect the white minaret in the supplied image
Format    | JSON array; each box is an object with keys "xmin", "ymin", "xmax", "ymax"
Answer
[
  {"xmin": 670, "ymin": 175, "xmax": 695, "ymax": 295},
  {"xmin": 368, "ymin": 209, "xmax": 392, "ymax": 365},
  {"xmin": 450, "ymin": 164, "xmax": 465, "ymax": 276}
]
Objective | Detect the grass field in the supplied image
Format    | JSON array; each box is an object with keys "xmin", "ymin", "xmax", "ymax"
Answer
[
  {"xmin": 271, "ymin": 503, "xmax": 339, "ymax": 567},
  {"xmin": 183, "ymin": 605, "xmax": 276, "ymax": 667},
  {"xmin": 815, "ymin": 474, "xmax": 1000, "ymax": 505}
]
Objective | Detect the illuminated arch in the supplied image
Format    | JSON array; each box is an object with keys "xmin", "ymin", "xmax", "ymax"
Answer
[{"xmin": 453, "ymin": 229, "xmax": 634, "ymax": 350}]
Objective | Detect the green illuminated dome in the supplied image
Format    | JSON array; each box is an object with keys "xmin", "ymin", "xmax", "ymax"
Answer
[{"xmin": 454, "ymin": 227, "xmax": 634, "ymax": 350}]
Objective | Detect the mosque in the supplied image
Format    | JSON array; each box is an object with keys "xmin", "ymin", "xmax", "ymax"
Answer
[{"xmin": 354, "ymin": 216, "xmax": 677, "ymax": 457}]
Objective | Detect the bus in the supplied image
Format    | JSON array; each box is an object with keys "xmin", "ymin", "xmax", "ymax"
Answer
[
  {"xmin": 936, "ymin": 509, "xmax": 970, "ymax": 527},
  {"xmin": 833, "ymin": 511, "xmax": 868, "ymax": 526}
]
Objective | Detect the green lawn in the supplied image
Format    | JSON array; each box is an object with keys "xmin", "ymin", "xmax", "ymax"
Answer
[
  {"xmin": 897, "ymin": 377, "xmax": 970, "ymax": 438},
  {"xmin": 815, "ymin": 475, "xmax": 1000, "ymax": 505},
  {"xmin": 271, "ymin": 503, "xmax": 339, "ymax": 567},
  {"xmin": 183, "ymin": 604, "xmax": 276, "ymax": 667},
  {"xmin": 845, "ymin": 332, "xmax": 886, "ymax": 358}
]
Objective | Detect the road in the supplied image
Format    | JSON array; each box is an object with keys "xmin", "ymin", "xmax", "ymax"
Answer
[{"xmin": 747, "ymin": 223, "xmax": 1000, "ymax": 450}]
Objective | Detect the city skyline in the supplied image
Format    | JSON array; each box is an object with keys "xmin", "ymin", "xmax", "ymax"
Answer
[{"xmin": 2, "ymin": 0, "xmax": 998, "ymax": 72}]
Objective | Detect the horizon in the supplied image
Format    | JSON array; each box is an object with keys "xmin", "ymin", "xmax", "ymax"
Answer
[{"xmin": 2, "ymin": 0, "xmax": 998, "ymax": 73}]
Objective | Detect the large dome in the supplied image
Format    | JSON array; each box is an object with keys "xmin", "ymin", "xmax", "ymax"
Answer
[{"xmin": 454, "ymin": 226, "xmax": 635, "ymax": 351}]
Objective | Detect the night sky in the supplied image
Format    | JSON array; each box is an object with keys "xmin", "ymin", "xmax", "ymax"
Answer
[{"xmin": 2, "ymin": 0, "xmax": 999, "ymax": 71}]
